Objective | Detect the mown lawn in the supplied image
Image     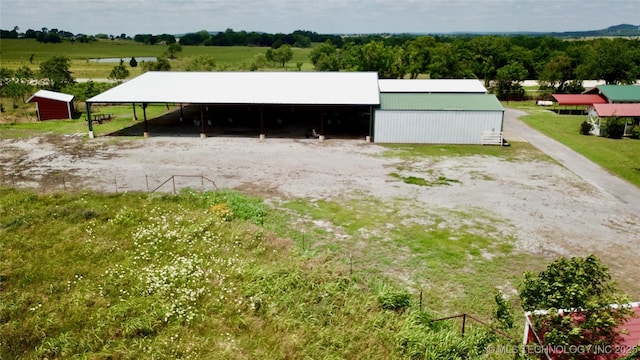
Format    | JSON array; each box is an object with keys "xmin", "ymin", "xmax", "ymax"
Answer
[{"xmin": 507, "ymin": 102, "xmax": 640, "ymax": 188}]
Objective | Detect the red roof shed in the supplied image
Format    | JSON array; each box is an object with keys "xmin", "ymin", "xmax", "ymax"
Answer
[
  {"xmin": 591, "ymin": 103, "xmax": 640, "ymax": 117},
  {"xmin": 552, "ymin": 94, "xmax": 607, "ymax": 106},
  {"xmin": 27, "ymin": 90, "xmax": 75, "ymax": 121}
]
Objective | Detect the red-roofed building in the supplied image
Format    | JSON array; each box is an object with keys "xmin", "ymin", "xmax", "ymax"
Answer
[
  {"xmin": 524, "ymin": 302, "xmax": 640, "ymax": 359},
  {"xmin": 552, "ymin": 94, "xmax": 608, "ymax": 106},
  {"xmin": 587, "ymin": 104, "xmax": 640, "ymax": 136}
]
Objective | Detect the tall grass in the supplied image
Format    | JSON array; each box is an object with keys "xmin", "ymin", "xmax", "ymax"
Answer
[{"xmin": 0, "ymin": 188, "xmax": 519, "ymax": 359}]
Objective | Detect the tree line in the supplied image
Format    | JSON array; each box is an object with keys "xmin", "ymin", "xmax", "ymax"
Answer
[
  {"xmin": 308, "ymin": 35, "xmax": 640, "ymax": 98},
  {"xmin": 2, "ymin": 26, "xmax": 639, "ymax": 102}
]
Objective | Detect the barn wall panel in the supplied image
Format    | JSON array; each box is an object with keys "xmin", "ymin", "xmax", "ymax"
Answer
[
  {"xmin": 374, "ymin": 110, "xmax": 503, "ymax": 144},
  {"xmin": 33, "ymin": 97, "xmax": 73, "ymax": 120}
]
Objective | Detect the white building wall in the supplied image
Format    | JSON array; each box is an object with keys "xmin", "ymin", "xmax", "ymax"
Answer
[{"xmin": 374, "ymin": 110, "xmax": 504, "ymax": 144}]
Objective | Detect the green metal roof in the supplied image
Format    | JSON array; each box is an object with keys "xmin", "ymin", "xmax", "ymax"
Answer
[
  {"xmin": 379, "ymin": 93, "xmax": 504, "ymax": 111},
  {"xmin": 595, "ymin": 85, "xmax": 640, "ymax": 102}
]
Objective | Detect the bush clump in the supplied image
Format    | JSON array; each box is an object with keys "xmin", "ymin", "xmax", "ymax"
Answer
[
  {"xmin": 600, "ymin": 116, "xmax": 626, "ymax": 139},
  {"xmin": 579, "ymin": 121, "xmax": 592, "ymax": 135}
]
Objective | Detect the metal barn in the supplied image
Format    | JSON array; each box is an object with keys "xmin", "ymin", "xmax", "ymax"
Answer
[{"xmin": 373, "ymin": 93, "xmax": 504, "ymax": 144}]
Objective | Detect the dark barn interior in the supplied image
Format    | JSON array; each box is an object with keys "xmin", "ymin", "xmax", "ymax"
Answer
[{"xmin": 110, "ymin": 103, "xmax": 372, "ymax": 139}]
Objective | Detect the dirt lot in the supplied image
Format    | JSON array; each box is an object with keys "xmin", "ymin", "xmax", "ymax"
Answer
[{"xmin": 1, "ymin": 126, "xmax": 639, "ymax": 298}]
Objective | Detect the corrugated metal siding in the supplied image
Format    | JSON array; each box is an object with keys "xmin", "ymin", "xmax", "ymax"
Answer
[{"xmin": 374, "ymin": 110, "xmax": 503, "ymax": 144}]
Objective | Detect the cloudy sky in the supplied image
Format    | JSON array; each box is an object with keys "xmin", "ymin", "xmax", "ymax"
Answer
[{"xmin": 2, "ymin": 0, "xmax": 638, "ymax": 36}]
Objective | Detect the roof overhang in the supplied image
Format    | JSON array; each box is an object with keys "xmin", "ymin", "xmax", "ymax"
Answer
[
  {"xmin": 551, "ymin": 94, "xmax": 607, "ymax": 106},
  {"xmin": 27, "ymin": 89, "xmax": 74, "ymax": 103},
  {"xmin": 87, "ymin": 71, "xmax": 381, "ymax": 106},
  {"xmin": 592, "ymin": 103, "xmax": 640, "ymax": 117}
]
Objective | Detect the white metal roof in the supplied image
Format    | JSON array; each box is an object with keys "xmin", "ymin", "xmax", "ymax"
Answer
[
  {"xmin": 378, "ymin": 79, "xmax": 487, "ymax": 93},
  {"xmin": 87, "ymin": 71, "xmax": 380, "ymax": 105},
  {"xmin": 27, "ymin": 89, "xmax": 74, "ymax": 103}
]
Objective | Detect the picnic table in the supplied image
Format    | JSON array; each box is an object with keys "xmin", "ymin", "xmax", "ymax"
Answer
[{"xmin": 91, "ymin": 113, "xmax": 114, "ymax": 124}]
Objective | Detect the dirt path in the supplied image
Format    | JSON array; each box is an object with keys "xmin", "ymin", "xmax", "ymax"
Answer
[{"xmin": 1, "ymin": 115, "xmax": 638, "ymax": 297}]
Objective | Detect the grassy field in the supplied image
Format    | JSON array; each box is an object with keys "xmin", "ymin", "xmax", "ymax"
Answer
[
  {"xmin": 507, "ymin": 102, "xmax": 640, "ymax": 188},
  {"xmin": 0, "ymin": 102, "xmax": 171, "ymax": 137},
  {"xmin": 0, "ymin": 188, "xmax": 525, "ymax": 359},
  {"xmin": 0, "ymin": 39, "xmax": 315, "ymax": 78}
]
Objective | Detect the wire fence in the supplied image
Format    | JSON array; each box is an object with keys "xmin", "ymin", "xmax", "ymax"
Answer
[{"xmin": 1, "ymin": 173, "xmax": 219, "ymax": 194}]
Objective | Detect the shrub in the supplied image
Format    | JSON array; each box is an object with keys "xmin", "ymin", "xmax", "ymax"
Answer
[
  {"xmin": 579, "ymin": 121, "xmax": 592, "ymax": 135},
  {"xmin": 601, "ymin": 116, "xmax": 625, "ymax": 139},
  {"xmin": 630, "ymin": 125, "xmax": 640, "ymax": 139}
]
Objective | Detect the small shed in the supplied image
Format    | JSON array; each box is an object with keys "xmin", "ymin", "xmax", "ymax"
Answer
[
  {"xmin": 373, "ymin": 93, "xmax": 504, "ymax": 144},
  {"xmin": 587, "ymin": 103, "xmax": 640, "ymax": 136},
  {"xmin": 550, "ymin": 94, "xmax": 607, "ymax": 114},
  {"xmin": 27, "ymin": 90, "xmax": 75, "ymax": 121}
]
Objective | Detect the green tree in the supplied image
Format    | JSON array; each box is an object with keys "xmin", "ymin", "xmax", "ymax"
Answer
[
  {"xmin": 404, "ymin": 37, "xmax": 435, "ymax": 79},
  {"xmin": 577, "ymin": 38, "xmax": 638, "ymax": 84},
  {"xmin": 39, "ymin": 55, "xmax": 75, "ymax": 91},
  {"xmin": 495, "ymin": 62, "xmax": 528, "ymax": 100},
  {"xmin": 519, "ymin": 255, "xmax": 633, "ymax": 357},
  {"xmin": 427, "ymin": 42, "xmax": 475, "ymax": 79},
  {"xmin": 266, "ymin": 44, "xmax": 293, "ymax": 68},
  {"xmin": 0, "ymin": 67, "xmax": 13, "ymax": 89},
  {"xmin": 108, "ymin": 59, "xmax": 130, "ymax": 83},
  {"xmin": 3, "ymin": 81, "xmax": 30, "ymax": 108},
  {"xmin": 165, "ymin": 43, "xmax": 183, "ymax": 60},
  {"xmin": 309, "ymin": 41, "xmax": 341, "ymax": 71},
  {"xmin": 537, "ymin": 52, "xmax": 575, "ymax": 93}
]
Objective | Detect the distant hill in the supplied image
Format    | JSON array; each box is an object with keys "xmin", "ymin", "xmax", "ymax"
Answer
[
  {"xmin": 172, "ymin": 24, "xmax": 640, "ymax": 39},
  {"xmin": 548, "ymin": 24, "xmax": 640, "ymax": 37}
]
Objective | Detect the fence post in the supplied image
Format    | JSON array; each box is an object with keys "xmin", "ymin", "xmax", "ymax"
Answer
[
  {"xmin": 114, "ymin": 178, "xmax": 118, "ymax": 193},
  {"xmin": 461, "ymin": 313, "xmax": 466, "ymax": 338},
  {"xmin": 419, "ymin": 291, "xmax": 423, "ymax": 311},
  {"xmin": 62, "ymin": 176, "xmax": 67, "ymax": 191},
  {"xmin": 145, "ymin": 175, "xmax": 149, "ymax": 192},
  {"xmin": 349, "ymin": 254, "xmax": 353, "ymax": 275},
  {"xmin": 172, "ymin": 176, "xmax": 176, "ymax": 194}
]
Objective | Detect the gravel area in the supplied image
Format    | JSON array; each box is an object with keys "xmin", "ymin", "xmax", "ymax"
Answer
[{"xmin": 1, "ymin": 113, "xmax": 639, "ymax": 296}]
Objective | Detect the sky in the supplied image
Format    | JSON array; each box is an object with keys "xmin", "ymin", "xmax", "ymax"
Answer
[{"xmin": 1, "ymin": 0, "xmax": 639, "ymax": 36}]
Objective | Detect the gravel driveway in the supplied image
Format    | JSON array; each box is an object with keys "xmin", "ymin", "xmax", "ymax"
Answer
[{"xmin": 1, "ymin": 108, "xmax": 638, "ymax": 296}]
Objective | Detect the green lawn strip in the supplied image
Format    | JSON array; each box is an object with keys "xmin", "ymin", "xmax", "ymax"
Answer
[
  {"xmin": 1, "ymin": 104, "xmax": 170, "ymax": 138},
  {"xmin": 381, "ymin": 141, "xmax": 552, "ymax": 163},
  {"xmin": 508, "ymin": 103, "xmax": 640, "ymax": 188}
]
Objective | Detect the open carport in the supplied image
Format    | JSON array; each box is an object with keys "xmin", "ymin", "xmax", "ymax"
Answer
[{"xmin": 86, "ymin": 71, "xmax": 380, "ymax": 139}]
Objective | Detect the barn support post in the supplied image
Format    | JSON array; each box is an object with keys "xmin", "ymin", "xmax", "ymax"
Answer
[
  {"xmin": 367, "ymin": 105, "xmax": 374, "ymax": 142},
  {"xmin": 259, "ymin": 105, "xmax": 265, "ymax": 140},
  {"xmin": 180, "ymin": 104, "xmax": 184, "ymax": 122},
  {"xmin": 142, "ymin": 103, "xmax": 149, "ymax": 137},
  {"xmin": 318, "ymin": 106, "xmax": 325, "ymax": 141},
  {"xmin": 132, "ymin": 102, "xmax": 137, "ymax": 121},
  {"xmin": 200, "ymin": 105, "xmax": 206, "ymax": 138},
  {"xmin": 86, "ymin": 102, "xmax": 94, "ymax": 139}
]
